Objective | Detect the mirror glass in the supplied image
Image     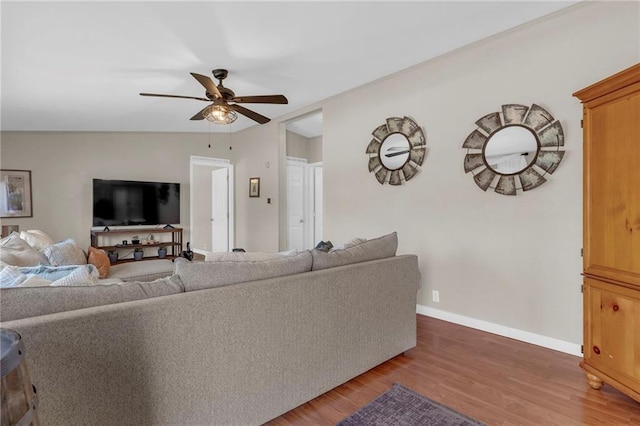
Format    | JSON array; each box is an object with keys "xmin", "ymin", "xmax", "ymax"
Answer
[
  {"xmin": 379, "ymin": 133, "xmax": 410, "ymax": 170},
  {"xmin": 484, "ymin": 126, "xmax": 538, "ymax": 174}
]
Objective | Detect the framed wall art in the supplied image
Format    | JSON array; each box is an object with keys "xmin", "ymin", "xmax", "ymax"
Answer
[
  {"xmin": 0, "ymin": 169, "xmax": 33, "ymax": 218},
  {"xmin": 249, "ymin": 177, "xmax": 260, "ymax": 198}
]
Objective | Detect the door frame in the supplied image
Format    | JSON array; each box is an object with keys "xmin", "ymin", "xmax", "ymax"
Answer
[
  {"xmin": 306, "ymin": 162, "xmax": 323, "ymax": 248},
  {"xmin": 211, "ymin": 167, "xmax": 230, "ymax": 252},
  {"xmin": 286, "ymin": 156, "xmax": 308, "ymax": 250},
  {"xmin": 189, "ymin": 155, "xmax": 234, "ymax": 255}
]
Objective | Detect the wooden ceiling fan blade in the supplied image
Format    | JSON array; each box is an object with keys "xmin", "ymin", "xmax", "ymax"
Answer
[
  {"xmin": 190, "ymin": 73, "xmax": 222, "ymax": 99},
  {"xmin": 231, "ymin": 95, "xmax": 288, "ymax": 104},
  {"xmin": 229, "ymin": 104, "xmax": 270, "ymax": 124},
  {"xmin": 190, "ymin": 105, "xmax": 211, "ymax": 121},
  {"xmin": 140, "ymin": 93, "xmax": 210, "ymax": 102}
]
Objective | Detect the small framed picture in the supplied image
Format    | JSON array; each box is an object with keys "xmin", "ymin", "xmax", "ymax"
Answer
[
  {"xmin": 249, "ymin": 177, "xmax": 260, "ymax": 198},
  {"xmin": 0, "ymin": 169, "xmax": 33, "ymax": 218}
]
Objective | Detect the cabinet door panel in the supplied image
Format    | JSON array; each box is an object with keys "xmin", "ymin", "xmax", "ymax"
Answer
[
  {"xmin": 584, "ymin": 278, "xmax": 640, "ymax": 388},
  {"xmin": 584, "ymin": 89, "xmax": 640, "ymax": 285}
]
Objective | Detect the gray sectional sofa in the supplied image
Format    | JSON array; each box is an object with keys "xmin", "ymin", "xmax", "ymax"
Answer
[{"xmin": 0, "ymin": 232, "xmax": 421, "ymax": 425}]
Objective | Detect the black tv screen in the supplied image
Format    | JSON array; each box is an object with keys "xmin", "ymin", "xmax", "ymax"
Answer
[{"xmin": 93, "ymin": 179, "xmax": 180, "ymax": 227}]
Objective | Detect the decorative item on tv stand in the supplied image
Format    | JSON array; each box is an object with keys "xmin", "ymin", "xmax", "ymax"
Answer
[
  {"xmin": 157, "ymin": 246, "xmax": 167, "ymax": 259},
  {"xmin": 133, "ymin": 248, "xmax": 144, "ymax": 261},
  {"xmin": 107, "ymin": 250, "xmax": 118, "ymax": 265}
]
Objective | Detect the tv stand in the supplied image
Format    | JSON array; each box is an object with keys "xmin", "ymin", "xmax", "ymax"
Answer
[
  {"xmin": 163, "ymin": 224, "xmax": 175, "ymax": 229},
  {"xmin": 103, "ymin": 226, "xmax": 111, "ymax": 232},
  {"xmin": 90, "ymin": 227, "xmax": 183, "ymax": 264}
]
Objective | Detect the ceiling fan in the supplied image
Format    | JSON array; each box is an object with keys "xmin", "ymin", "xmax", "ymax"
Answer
[{"xmin": 140, "ymin": 69, "xmax": 288, "ymax": 125}]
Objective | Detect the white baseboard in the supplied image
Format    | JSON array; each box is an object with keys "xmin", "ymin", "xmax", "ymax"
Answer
[{"xmin": 416, "ymin": 304, "xmax": 582, "ymax": 357}]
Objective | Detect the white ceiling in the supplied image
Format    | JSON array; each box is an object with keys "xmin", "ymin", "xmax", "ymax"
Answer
[{"xmin": 1, "ymin": 1, "xmax": 579, "ymax": 135}]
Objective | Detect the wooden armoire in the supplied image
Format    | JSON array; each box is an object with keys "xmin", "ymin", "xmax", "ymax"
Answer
[{"xmin": 574, "ymin": 63, "xmax": 640, "ymax": 403}]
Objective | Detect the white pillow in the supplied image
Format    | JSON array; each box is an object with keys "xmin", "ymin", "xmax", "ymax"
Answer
[
  {"xmin": 19, "ymin": 230, "xmax": 54, "ymax": 251},
  {"xmin": 0, "ymin": 232, "xmax": 49, "ymax": 267},
  {"xmin": 43, "ymin": 239, "xmax": 87, "ymax": 266}
]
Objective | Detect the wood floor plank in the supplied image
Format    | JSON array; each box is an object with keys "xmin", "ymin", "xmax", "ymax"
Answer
[{"xmin": 265, "ymin": 315, "xmax": 640, "ymax": 425}]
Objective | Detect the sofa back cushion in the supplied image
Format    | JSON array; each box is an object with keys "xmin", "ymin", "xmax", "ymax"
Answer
[
  {"xmin": 311, "ymin": 232, "xmax": 398, "ymax": 271},
  {"xmin": 175, "ymin": 250, "xmax": 313, "ymax": 292},
  {"xmin": 0, "ymin": 275, "xmax": 184, "ymax": 322}
]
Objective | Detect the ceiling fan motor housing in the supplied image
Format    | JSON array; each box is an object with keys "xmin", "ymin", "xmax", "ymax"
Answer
[{"xmin": 212, "ymin": 69, "xmax": 228, "ymax": 81}]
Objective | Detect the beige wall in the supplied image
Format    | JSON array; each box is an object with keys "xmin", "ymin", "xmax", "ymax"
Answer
[
  {"xmin": 254, "ymin": 1, "xmax": 637, "ymax": 350},
  {"xmin": 285, "ymin": 131, "xmax": 323, "ymax": 164},
  {"xmin": 285, "ymin": 131, "xmax": 309, "ymax": 159},
  {"xmin": 314, "ymin": 2, "xmax": 638, "ymax": 346},
  {"xmin": 0, "ymin": 131, "xmax": 230, "ymax": 248},
  {"xmin": 191, "ymin": 163, "xmax": 213, "ymax": 251},
  {"xmin": 308, "ymin": 136, "xmax": 322, "ymax": 164},
  {"xmin": 230, "ymin": 123, "xmax": 281, "ymax": 252}
]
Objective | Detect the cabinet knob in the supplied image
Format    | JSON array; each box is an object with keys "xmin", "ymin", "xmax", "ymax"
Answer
[
  {"xmin": 612, "ymin": 304, "xmax": 619, "ymax": 312},
  {"xmin": 593, "ymin": 346, "xmax": 601, "ymax": 355}
]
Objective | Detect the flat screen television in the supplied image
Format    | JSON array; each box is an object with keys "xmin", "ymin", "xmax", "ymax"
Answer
[{"xmin": 92, "ymin": 179, "xmax": 180, "ymax": 227}]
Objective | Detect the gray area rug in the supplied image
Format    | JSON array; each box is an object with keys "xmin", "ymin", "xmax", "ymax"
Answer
[{"xmin": 337, "ymin": 383, "xmax": 484, "ymax": 426}]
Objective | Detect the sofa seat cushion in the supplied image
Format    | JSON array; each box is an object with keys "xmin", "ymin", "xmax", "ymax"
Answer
[
  {"xmin": 311, "ymin": 231, "xmax": 398, "ymax": 271},
  {"xmin": 175, "ymin": 250, "xmax": 313, "ymax": 292},
  {"xmin": 0, "ymin": 274, "xmax": 184, "ymax": 322},
  {"xmin": 109, "ymin": 259, "xmax": 174, "ymax": 282}
]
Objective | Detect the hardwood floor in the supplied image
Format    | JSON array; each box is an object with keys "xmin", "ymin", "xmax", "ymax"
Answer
[{"xmin": 267, "ymin": 315, "xmax": 640, "ymax": 425}]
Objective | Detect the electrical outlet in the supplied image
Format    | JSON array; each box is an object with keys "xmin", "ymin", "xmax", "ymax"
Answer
[{"xmin": 432, "ymin": 290, "xmax": 440, "ymax": 303}]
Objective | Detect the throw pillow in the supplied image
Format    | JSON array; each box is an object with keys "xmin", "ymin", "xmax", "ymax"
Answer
[
  {"xmin": 43, "ymin": 239, "xmax": 87, "ymax": 266},
  {"xmin": 314, "ymin": 240, "xmax": 334, "ymax": 252},
  {"xmin": 0, "ymin": 232, "xmax": 49, "ymax": 267},
  {"xmin": 88, "ymin": 246, "xmax": 110, "ymax": 278},
  {"xmin": 19, "ymin": 229, "xmax": 54, "ymax": 251}
]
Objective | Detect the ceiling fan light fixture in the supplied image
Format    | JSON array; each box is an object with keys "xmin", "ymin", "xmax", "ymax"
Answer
[{"xmin": 204, "ymin": 104, "xmax": 237, "ymax": 125}]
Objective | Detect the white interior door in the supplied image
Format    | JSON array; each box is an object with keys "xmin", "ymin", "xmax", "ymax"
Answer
[
  {"xmin": 287, "ymin": 158, "xmax": 306, "ymax": 250},
  {"xmin": 212, "ymin": 168, "xmax": 229, "ymax": 252}
]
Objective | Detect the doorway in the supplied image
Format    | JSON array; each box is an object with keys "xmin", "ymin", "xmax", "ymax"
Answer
[
  {"xmin": 190, "ymin": 156, "xmax": 234, "ymax": 254},
  {"xmin": 286, "ymin": 157, "xmax": 324, "ymax": 251},
  {"xmin": 283, "ymin": 111, "xmax": 323, "ymax": 250}
]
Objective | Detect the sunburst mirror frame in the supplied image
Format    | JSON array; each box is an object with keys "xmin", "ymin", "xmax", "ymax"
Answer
[
  {"xmin": 366, "ymin": 116, "xmax": 426, "ymax": 185},
  {"xmin": 462, "ymin": 103, "xmax": 565, "ymax": 196}
]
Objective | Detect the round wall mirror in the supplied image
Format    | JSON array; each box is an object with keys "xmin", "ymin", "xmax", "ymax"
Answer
[
  {"xmin": 366, "ymin": 116, "xmax": 426, "ymax": 186},
  {"xmin": 484, "ymin": 125, "xmax": 538, "ymax": 175},
  {"xmin": 462, "ymin": 103, "xmax": 565, "ymax": 196},
  {"xmin": 379, "ymin": 133, "xmax": 411, "ymax": 171}
]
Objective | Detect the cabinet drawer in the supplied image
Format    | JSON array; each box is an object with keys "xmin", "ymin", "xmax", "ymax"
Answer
[{"xmin": 583, "ymin": 277, "xmax": 640, "ymax": 389}]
